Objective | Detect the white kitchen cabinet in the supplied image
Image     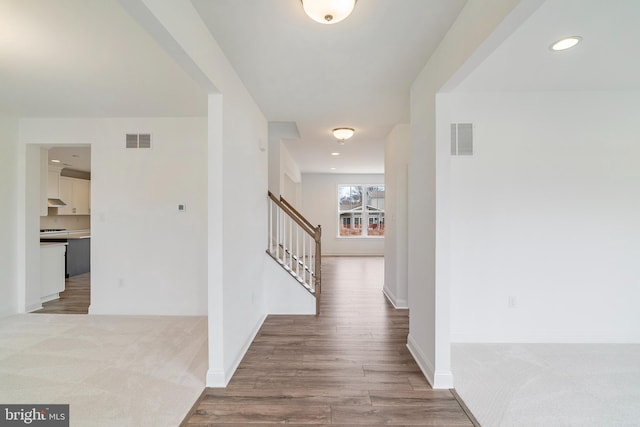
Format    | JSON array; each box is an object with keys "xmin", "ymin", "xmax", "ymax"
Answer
[
  {"xmin": 48, "ymin": 169, "xmax": 61, "ymax": 198},
  {"xmin": 58, "ymin": 177, "xmax": 74, "ymax": 215},
  {"xmin": 58, "ymin": 177, "xmax": 90, "ymax": 215},
  {"xmin": 40, "ymin": 243, "xmax": 67, "ymax": 303},
  {"xmin": 74, "ymin": 179, "xmax": 90, "ymax": 215}
]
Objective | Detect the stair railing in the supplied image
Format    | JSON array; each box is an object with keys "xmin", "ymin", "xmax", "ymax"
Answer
[{"xmin": 267, "ymin": 191, "xmax": 321, "ymax": 314}]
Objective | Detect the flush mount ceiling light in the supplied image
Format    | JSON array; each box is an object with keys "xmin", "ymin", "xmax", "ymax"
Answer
[
  {"xmin": 550, "ymin": 36, "xmax": 582, "ymax": 51},
  {"xmin": 301, "ymin": 0, "xmax": 357, "ymax": 24},
  {"xmin": 332, "ymin": 127, "xmax": 354, "ymax": 144}
]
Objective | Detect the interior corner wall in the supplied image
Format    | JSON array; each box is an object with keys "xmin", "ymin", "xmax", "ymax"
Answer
[
  {"xmin": 444, "ymin": 91, "xmax": 640, "ymax": 343},
  {"xmin": 0, "ymin": 115, "xmax": 19, "ymax": 316},
  {"xmin": 19, "ymin": 117, "xmax": 209, "ymax": 316},
  {"xmin": 129, "ymin": 0, "xmax": 271, "ymax": 388},
  {"xmin": 384, "ymin": 124, "xmax": 410, "ymax": 308},
  {"xmin": 23, "ymin": 146, "xmax": 42, "ymax": 312},
  {"xmin": 408, "ymin": 0, "xmax": 522, "ymax": 389},
  {"xmin": 268, "ymin": 138, "xmax": 281, "ymax": 196},
  {"xmin": 301, "ymin": 173, "xmax": 385, "ymax": 256},
  {"xmin": 221, "ymin": 88, "xmax": 269, "ymax": 380},
  {"xmin": 280, "ymin": 143, "xmax": 302, "ymax": 207}
]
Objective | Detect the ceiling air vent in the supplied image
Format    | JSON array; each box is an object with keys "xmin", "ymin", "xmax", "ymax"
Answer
[
  {"xmin": 451, "ymin": 123, "xmax": 473, "ymax": 156},
  {"xmin": 125, "ymin": 133, "xmax": 152, "ymax": 149}
]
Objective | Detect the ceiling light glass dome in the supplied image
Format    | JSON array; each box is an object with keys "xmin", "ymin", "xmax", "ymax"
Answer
[{"xmin": 302, "ymin": 0, "xmax": 357, "ymax": 24}]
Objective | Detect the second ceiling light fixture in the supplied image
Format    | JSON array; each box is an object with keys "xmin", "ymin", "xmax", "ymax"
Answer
[{"xmin": 333, "ymin": 127, "xmax": 355, "ymax": 144}]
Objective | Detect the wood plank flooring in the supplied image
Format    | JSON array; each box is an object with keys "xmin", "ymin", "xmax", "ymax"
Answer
[
  {"xmin": 33, "ymin": 273, "xmax": 90, "ymax": 314},
  {"xmin": 184, "ymin": 257, "xmax": 474, "ymax": 426}
]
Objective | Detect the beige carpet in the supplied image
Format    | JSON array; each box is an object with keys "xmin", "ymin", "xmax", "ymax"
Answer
[
  {"xmin": 0, "ymin": 314, "xmax": 207, "ymax": 427},
  {"xmin": 452, "ymin": 343, "xmax": 640, "ymax": 427}
]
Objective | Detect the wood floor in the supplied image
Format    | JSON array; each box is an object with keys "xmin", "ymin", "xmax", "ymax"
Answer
[
  {"xmin": 184, "ymin": 257, "xmax": 475, "ymax": 426},
  {"xmin": 33, "ymin": 273, "xmax": 90, "ymax": 314}
]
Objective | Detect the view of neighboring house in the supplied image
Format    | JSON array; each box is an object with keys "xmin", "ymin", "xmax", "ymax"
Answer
[{"xmin": 338, "ymin": 185, "xmax": 385, "ymax": 237}]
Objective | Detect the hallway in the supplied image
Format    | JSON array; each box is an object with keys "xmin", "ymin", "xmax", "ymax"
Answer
[{"xmin": 185, "ymin": 256, "xmax": 474, "ymax": 425}]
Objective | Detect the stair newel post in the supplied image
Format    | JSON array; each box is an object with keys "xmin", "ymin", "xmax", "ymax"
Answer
[{"xmin": 314, "ymin": 224, "xmax": 322, "ymax": 316}]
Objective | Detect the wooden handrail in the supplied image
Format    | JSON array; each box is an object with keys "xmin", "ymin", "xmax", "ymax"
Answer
[
  {"xmin": 267, "ymin": 191, "xmax": 322, "ymax": 315},
  {"xmin": 268, "ymin": 191, "xmax": 317, "ymax": 238},
  {"xmin": 280, "ymin": 195, "xmax": 317, "ymax": 232}
]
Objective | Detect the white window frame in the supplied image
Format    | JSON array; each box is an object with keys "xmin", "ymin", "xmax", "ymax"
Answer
[{"xmin": 337, "ymin": 184, "xmax": 384, "ymax": 239}]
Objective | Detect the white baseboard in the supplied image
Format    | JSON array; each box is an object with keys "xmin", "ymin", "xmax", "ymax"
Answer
[
  {"xmin": 41, "ymin": 293, "xmax": 59, "ymax": 303},
  {"xmin": 382, "ymin": 287, "xmax": 408, "ymax": 309},
  {"xmin": 206, "ymin": 314, "xmax": 267, "ymax": 388},
  {"xmin": 433, "ymin": 369, "xmax": 454, "ymax": 389},
  {"xmin": 25, "ymin": 302, "xmax": 43, "ymax": 313},
  {"xmin": 322, "ymin": 253, "xmax": 384, "ymax": 257},
  {"xmin": 406, "ymin": 334, "xmax": 454, "ymax": 389},
  {"xmin": 205, "ymin": 369, "xmax": 227, "ymax": 388},
  {"xmin": 407, "ymin": 334, "xmax": 435, "ymax": 387}
]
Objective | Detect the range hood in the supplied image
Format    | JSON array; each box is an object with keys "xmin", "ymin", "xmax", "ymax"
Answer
[{"xmin": 48, "ymin": 198, "xmax": 68, "ymax": 208}]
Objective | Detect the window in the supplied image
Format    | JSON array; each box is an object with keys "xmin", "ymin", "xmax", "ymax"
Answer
[{"xmin": 338, "ymin": 184, "xmax": 384, "ymax": 237}]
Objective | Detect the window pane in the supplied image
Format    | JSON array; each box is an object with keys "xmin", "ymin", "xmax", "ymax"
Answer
[
  {"xmin": 367, "ymin": 212, "xmax": 385, "ymax": 236},
  {"xmin": 340, "ymin": 212, "xmax": 363, "ymax": 236},
  {"xmin": 365, "ymin": 186, "xmax": 385, "ymax": 212},
  {"xmin": 339, "ymin": 185, "xmax": 363, "ymax": 211}
]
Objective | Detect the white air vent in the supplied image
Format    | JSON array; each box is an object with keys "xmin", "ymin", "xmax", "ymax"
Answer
[
  {"xmin": 125, "ymin": 133, "xmax": 152, "ymax": 149},
  {"xmin": 451, "ymin": 123, "xmax": 473, "ymax": 156}
]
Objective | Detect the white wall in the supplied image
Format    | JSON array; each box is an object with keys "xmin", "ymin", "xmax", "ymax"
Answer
[
  {"xmin": 264, "ymin": 253, "xmax": 316, "ymax": 315},
  {"xmin": 123, "ymin": 0, "xmax": 271, "ymax": 387},
  {"xmin": 0, "ymin": 115, "xmax": 19, "ymax": 316},
  {"xmin": 220, "ymin": 87, "xmax": 269, "ymax": 380},
  {"xmin": 408, "ymin": 0, "xmax": 525, "ymax": 388},
  {"xmin": 301, "ymin": 173, "xmax": 384, "ymax": 256},
  {"xmin": 443, "ymin": 91, "xmax": 640, "ymax": 343},
  {"xmin": 281, "ymin": 143, "xmax": 301, "ymax": 207},
  {"xmin": 23, "ymin": 146, "xmax": 43, "ymax": 312},
  {"xmin": 384, "ymin": 124, "xmax": 410, "ymax": 308},
  {"xmin": 20, "ymin": 117, "xmax": 209, "ymax": 316}
]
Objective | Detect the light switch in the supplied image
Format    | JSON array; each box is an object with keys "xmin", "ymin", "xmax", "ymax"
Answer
[{"xmin": 178, "ymin": 203, "xmax": 186, "ymax": 212}]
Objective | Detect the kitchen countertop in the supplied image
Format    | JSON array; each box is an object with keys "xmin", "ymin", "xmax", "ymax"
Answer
[
  {"xmin": 39, "ymin": 229, "xmax": 91, "ymax": 240},
  {"xmin": 40, "ymin": 241, "xmax": 69, "ymax": 248}
]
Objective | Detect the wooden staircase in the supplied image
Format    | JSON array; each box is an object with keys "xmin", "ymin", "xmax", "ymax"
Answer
[{"xmin": 267, "ymin": 192, "xmax": 322, "ymax": 314}]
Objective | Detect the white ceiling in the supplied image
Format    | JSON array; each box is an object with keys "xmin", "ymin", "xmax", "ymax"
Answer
[
  {"xmin": 0, "ymin": 0, "xmax": 207, "ymax": 117},
  {"xmin": 454, "ymin": 0, "xmax": 640, "ymax": 92},
  {"xmin": 4, "ymin": 1, "xmax": 637, "ymax": 176},
  {"xmin": 191, "ymin": 0, "xmax": 467, "ymax": 173},
  {"xmin": 48, "ymin": 146, "xmax": 91, "ymax": 173}
]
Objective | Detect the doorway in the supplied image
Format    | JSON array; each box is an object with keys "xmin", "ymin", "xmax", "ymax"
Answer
[{"xmin": 31, "ymin": 145, "xmax": 92, "ymax": 314}]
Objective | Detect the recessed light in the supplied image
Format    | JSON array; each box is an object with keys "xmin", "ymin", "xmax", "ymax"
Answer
[
  {"xmin": 51, "ymin": 159, "xmax": 61, "ymax": 163},
  {"xmin": 550, "ymin": 36, "xmax": 582, "ymax": 51},
  {"xmin": 331, "ymin": 152, "xmax": 340, "ymax": 156},
  {"xmin": 330, "ymin": 167, "xmax": 337, "ymax": 170}
]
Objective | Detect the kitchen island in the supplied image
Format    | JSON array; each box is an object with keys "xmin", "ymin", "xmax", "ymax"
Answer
[{"xmin": 39, "ymin": 229, "xmax": 91, "ymax": 277}]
